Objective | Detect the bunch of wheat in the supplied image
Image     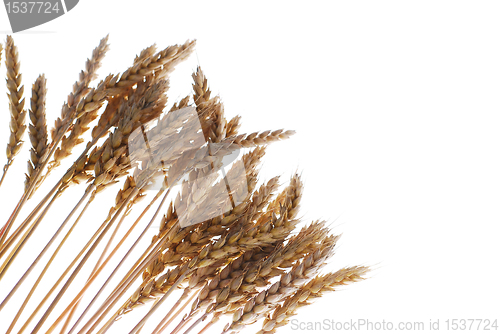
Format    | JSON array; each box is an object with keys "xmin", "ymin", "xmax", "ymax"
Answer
[{"xmin": 0, "ymin": 36, "xmax": 369, "ymax": 334}]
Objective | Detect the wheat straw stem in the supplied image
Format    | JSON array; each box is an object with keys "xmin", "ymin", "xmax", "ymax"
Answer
[
  {"xmin": 92, "ymin": 244, "xmax": 181, "ymax": 334},
  {"xmin": 59, "ymin": 186, "xmax": 144, "ymax": 332},
  {"xmin": 44, "ymin": 191, "xmax": 160, "ymax": 334},
  {"xmin": 0, "ymin": 185, "xmax": 93, "ymax": 311},
  {"xmin": 0, "ymin": 181, "xmax": 58, "ymax": 258},
  {"xmin": 5, "ymin": 193, "xmax": 94, "ymax": 334},
  {"xmin": 13, "ymin": 176, "xmax": 137, "ymax": 333},
  {"xmin": 0, "ymin": 181, "xmax": 67, "ymax": 280},
  {"xmin": 59, "ymin": 194, "xmax": 132, "ymax": 334},
  {"xmin": 30, "ymin": 187, "xmax": 139, "ymax": 334},
  {"xmin": 75, "ymin": 233, "xmax": 164, "ymax": 333},
  {"xmin": 129, "ymin": 269, "xmax": 193, "ymax": 334},
  {"xmin": 16, "ymin": 200, "xmax": 117, "ymax": 334},
  {"xmin": 196, "ymin": 319, "xmax": 215, "ymax": 334},
  {"xmin": 152, "ymin": 289, "xmax": 200, "ymax": 334},
  {"xmin": 179, "ymin": 313, "xmax": 209, "ymax": 334},
  {"xmin": 83, "ymin": 241, "xmax": 169, "ymax": 334},
  {"xmin": 0, "ymin": 189, "xmax": 61, "ymax": 280},
  {"xmin": 0, "ymin": 167, "xmax": 8, "ymax": 188},
  {"xmin": 89, "ymin": 261, "xmax": 151, "ymax": 334},
  {"xmin": 94, "ymin": 297, "xmax": 134, "ymax": 334},
  {"xmin": 167, "ymin": 313, "xmax": 192, "ymax": 334},
  {"xmin": 68, "ymin": 187, "xmax": 171, "ymax": 334}
]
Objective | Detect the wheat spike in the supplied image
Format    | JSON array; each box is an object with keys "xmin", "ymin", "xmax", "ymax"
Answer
[
  {"xmin": 223, "ymin": 233, "xmax": 337, "ymax": 333},
  {"xmin": 233, "ymin": 129, "xmax": 296, "ymax": 147},
  {"xmin": 226, "ymin": 116, "xmax": 241, "ymax": 138},
  {"xmin": 3, "ymin": 36, "xmax": 26, "ymax": 168},
  {"xmin": 115, "ymin": 40, "xmax": 196, "ymax": 89},
  {"xmin": 25, "ymin": 74, "xmax": 48, "ymax": 191},
  {"xmin": 50, "ymin": 35, "xmax": 110, "ymax": 142},
  {"xmin": 258, "ymin": 266, "xmax": 370, "ymax": 334}
]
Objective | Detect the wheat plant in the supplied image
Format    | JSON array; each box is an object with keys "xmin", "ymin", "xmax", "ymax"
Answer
[{"xmin": 0, "ymin": 35, "xmax": 369, "ymax": 334}]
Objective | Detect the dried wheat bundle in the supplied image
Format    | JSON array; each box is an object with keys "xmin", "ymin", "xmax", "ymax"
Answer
[{"xmin": 0, "ymin": 35, "xmax": 369, "ymax": 334}]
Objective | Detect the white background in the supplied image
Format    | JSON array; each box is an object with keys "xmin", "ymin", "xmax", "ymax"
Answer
[{"xmin": 0, "ymin": 1, "xmax": 499, "ymax": 334}]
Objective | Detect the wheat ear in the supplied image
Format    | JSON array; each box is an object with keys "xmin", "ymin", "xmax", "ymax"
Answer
[
  {"xmin": 258, "ymin": 266, "xmax": 370, "ymax": 334},
  {"xmin": 25, "ymin": 74, "xmax": 48, "ymax": 191},
  {"xmin": 0, "ymin": 36, "xmax": 26, "ymax": 188},
  {"xmin": 50, "ymin": 35, "xmax": 110, "ymax": 142}
]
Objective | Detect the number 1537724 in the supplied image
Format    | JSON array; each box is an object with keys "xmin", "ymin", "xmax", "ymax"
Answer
[{"xmin": 5, "ymin": 2, "xmax": 60, "ymax": 14}]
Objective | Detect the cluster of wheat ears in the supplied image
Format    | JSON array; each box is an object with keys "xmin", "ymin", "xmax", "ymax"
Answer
[{"xmin": 0, "ymin": 36, "xmax": 369, "ymax": 334}]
